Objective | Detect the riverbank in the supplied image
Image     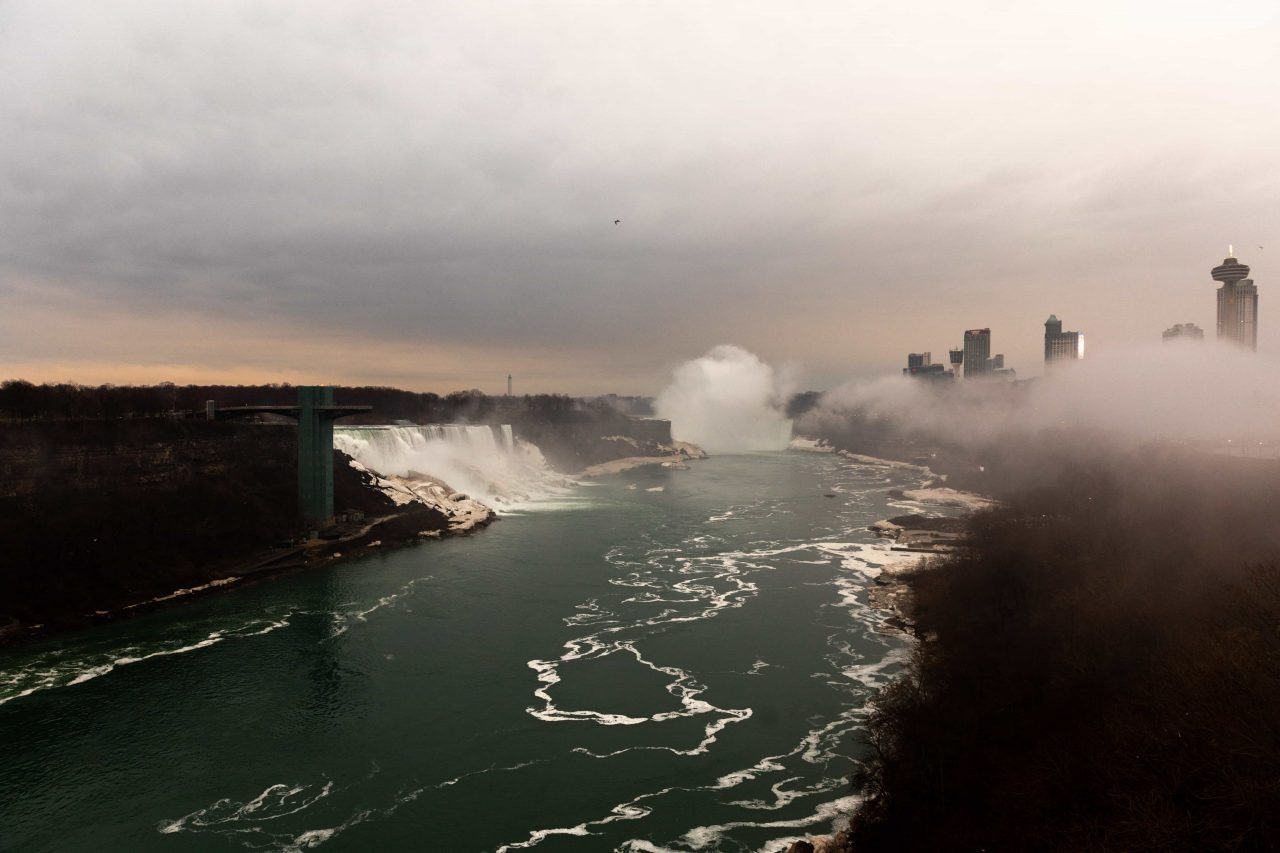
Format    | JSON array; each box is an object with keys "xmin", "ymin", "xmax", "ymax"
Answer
[
  {"xmin": 844, "ymin": 445, "xmax": 1280, "ymax": 851},
  {"xmin": 0, "ymin": 453, "xmax": 471, "ymax": 647},
  {"xmin": 1, "ymin": 411, "xmax": 676, "ymax": 646},
  {"xmin": 577, "ymin": 440, "xmax": 706, "ymax": 477},
  {"xmin": 777, "ymin": 438, "xmax": 990, "ymax": 853},
  {"xmin": 0, "ymin": 417, "xmax": 546, "ymax": 645},
  {"xmin": 789, "ymin": 436, "xmax": 990, "ymax": 636}
]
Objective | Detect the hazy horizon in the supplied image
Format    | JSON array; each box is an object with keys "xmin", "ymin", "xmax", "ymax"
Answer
[{"xmin": 3, "ymin": 1, "xmax": 1278, "ymax": 394}]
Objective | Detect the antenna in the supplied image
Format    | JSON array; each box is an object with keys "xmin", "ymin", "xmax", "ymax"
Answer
[{"xmin": 1229, "ymin": 243, "xmax": 1234, "ymax": 257}]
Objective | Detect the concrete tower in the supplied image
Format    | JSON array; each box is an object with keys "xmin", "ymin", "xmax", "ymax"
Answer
[{"xmin": 1212, "ymin": 247, "xmax": 1258, "ymax": 351}]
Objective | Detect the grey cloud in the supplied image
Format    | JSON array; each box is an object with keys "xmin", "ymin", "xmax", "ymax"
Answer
[{"xmin": 2, "ymin": 1, "xmax": 1280, "ymax": 392}]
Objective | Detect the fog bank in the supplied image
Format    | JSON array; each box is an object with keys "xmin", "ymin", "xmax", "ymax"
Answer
[{"xmin": 806, "ymin": 341, "xmax": 1280, "ymax": 447}]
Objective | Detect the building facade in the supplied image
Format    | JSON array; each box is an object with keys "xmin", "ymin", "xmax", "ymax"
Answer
[
  {"xmin": 1162, "ymin": 322, "xmax": 1205, "ymax": 342},
  {"xmin": 963, "ymin": 329, "xmax": 991, "ymax": 379},
  {"xmin": 1212, "ymin": 251, "xmax": 1258, "ymax": 351},
  {"xmin": 1044, "ymin": 314, "xmax": 1084, "ymax": 367},
  {"xmin": 903, "ymin": 352, "xmax": 953, "ymax": 380}
]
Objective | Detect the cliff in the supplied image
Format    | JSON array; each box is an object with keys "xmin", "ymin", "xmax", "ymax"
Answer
[
  {"xmin": 0, "ymin": 421, "xmax": 449, "ymax": 639},
  {"xmin": 511, "ymin": 412, "xmax": 674, "ymax": 473}
]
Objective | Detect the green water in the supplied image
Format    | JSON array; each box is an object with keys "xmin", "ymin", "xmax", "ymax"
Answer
[{"xmin": 0, "ymin": 451, "xmax": 935, "ymax": 852}]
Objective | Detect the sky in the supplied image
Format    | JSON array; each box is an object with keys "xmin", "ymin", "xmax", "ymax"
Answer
[{"xmin": 2, "ymin": 0, "xmax": 1278, "ymax": 395}]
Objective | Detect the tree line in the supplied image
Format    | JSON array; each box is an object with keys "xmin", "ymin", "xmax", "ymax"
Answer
[{"xmin": 0, "ymin": 380, "xmax": 595, "ymax": 423}]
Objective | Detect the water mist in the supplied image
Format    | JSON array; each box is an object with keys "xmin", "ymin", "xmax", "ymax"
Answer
[{"xmin": 655, "ymin": 345, "xmax": 793, "ymax": 453}]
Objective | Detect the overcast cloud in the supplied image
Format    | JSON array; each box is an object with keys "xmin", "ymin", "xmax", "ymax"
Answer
[{"xmin": 2, "ymin": 1, "xmax": 1278, "ymax": 393}]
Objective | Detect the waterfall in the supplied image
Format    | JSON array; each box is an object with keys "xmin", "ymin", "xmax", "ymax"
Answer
[{"xmin": 334, "ymin": 425, "xmax": 569, "ymax": 511}]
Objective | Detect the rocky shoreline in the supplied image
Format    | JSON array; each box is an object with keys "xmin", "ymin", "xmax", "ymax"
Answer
[
  {"xmin": 778, "ymin": 440, "xmax": 991, "ymax": 852},
  {"xmin": 0, "ymin": 458, "xmax": 481, "ymax": 648},
  {"xmin": 576, "ymin": 440, "xmax": 706, "ymax": 477},
  {"xmin": 864, "ymin": 513, "xmax": 968, "ymax": 634}
]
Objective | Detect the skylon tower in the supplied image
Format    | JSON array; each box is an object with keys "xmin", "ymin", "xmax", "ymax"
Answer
[{"xmin": 1212, "ymin": 246, "xmax": 1258, "ymax": 351}]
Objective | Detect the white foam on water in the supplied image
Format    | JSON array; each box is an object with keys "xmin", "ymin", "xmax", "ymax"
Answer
[
  {"xmin": 158, "ymin": 778, "xmax": 341, "ymax": 839},
  {"xmin": 680, "ymin": 793, "xmax": 861, "ymax": 850},
  {"xmin": 1, "ymin": 568, "xmax": 441, "ymax": 708},
  {"xmin": 500, "ymin": 487, "xmax": 897, "ymax": 849},
  {"xmin": 727, "ymin": 775, "xmax": 845, "ymax": 811},
  {"xmin": 524, "ymin": 534, "xmax": 769, "ymax": 756},
  {"xmin": 327, "ymin": 576, "xmax": 430, "ymax": 638},
  {"xmin": 505, "ymin": 458, "xmax": 936, "ymax": 852},
  {"xmin": 746, "ymin": 658, "xmax": 771, "ymax": 675},
  {"xmin": 0, "ymin": 614, "xmax": 296, "ymax": 706}
]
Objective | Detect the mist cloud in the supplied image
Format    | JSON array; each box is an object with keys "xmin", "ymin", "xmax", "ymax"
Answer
[
  {"xmin": 656, "ymin": 345, "xmax": 792, "ymax": 452},
  {"xmin": 806, "ymin": 341, "xmax": 1280, "ymax": 447}
]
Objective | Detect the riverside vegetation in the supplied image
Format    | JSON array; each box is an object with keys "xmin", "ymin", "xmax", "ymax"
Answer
[{"xmin": 846, "ymin": 446, "xmax": 1280, "ymax": 852}]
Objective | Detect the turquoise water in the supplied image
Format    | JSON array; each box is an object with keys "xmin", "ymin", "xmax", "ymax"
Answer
[{"xmin": 0, "ymin": 451, "xmax": 933, "ymax": 852}]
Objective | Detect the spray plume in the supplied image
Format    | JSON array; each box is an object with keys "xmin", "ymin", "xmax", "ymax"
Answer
[{"xmin": 655, "ymin": 345, "xmax": 793, "ymax": 452}]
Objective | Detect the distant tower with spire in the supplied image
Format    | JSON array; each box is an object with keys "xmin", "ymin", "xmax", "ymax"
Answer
[
  {"xmin": 507, "ymin": 374, "xmax": 513, "ymax": 397},
  {"xmin": 1212, "ymin": 245, "xmax": 1258, "ymax": 351}
]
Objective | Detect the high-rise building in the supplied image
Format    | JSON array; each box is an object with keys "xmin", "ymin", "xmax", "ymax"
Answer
[
  {"xmin": 902, "ymin": 352, "xmax": 953, "ymax": 380},
  {"xmin": 948, "ymin": 348, "xmax": 964, "ymax": 376},
  {"xmin": 1212, "ymin": 248, "xmax": 1258, "ymax": 350},
  {"xmin": 1162, "ymin": 322, "xmax": 1205, "ymax": 342},
  {"xmin": 963, "ymin": 329, "xmax": 991, "ymax": 378},
  {"xmin": 1044, "ymin": 314, "xmax": 1084, "ymax": 367}
]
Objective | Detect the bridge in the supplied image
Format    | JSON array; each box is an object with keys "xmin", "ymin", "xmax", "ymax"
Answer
[{"xmin": 206, "ymin": 387, "xmax": 371, "ymax": 527}]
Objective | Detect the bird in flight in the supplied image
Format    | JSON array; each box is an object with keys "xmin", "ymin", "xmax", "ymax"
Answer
[{"xmin": 614, "ymin": 219, "xmax": 621, "ymax": 225}]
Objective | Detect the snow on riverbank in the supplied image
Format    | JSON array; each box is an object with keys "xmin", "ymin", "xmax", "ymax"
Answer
[
  {"xmin": 788, "ymin": 437, "xmax": 835, "ymax": 453},
  {"xmin": 345, "ymin": 458, "xmax": 492, "ymax": 532},
  {"xmin": 578, "ymin": 442, "xmax": 707, "ymax": 478},
  {"xmin": 788, "ymin": 438, "xmax": 935, "ymax": 476},
  {"xmin": 899, "ymin": 487, "xmax": 996, "ymax": 511}
]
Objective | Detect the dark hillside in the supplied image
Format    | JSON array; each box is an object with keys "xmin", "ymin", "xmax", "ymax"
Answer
[
  {"xmin": 0, "ymin": 421, "xmax": 434, "ymax": 633},
  {"xmin": 848, "ymin": 449, "xmax": 1280, "ymax": 851}
]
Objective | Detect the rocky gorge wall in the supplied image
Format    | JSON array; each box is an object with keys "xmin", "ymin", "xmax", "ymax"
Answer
[
  {"xmin": 511, "ymin": 413, "xmax": 673, "ymax": 472},
  {"xmin": 0, "ymin": 420, "xmax": 297, "ymax": 498},
  {"xmin": 0, "ymin": 421, "xmax": 416, "ymax": 635},
  {"xmin": 0, "ymin": 412, "xmax": 676, "ymax": 639}
]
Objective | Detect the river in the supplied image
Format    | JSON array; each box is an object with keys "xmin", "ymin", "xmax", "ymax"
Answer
[{"xmin": 0, "ymin": 450, "xmax": 939, "ymax": 852}]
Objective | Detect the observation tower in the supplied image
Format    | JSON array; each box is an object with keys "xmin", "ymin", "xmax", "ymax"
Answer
[{"xmin": 1212, "ymin": 246, "xmax": 1258, "ymax": 351}]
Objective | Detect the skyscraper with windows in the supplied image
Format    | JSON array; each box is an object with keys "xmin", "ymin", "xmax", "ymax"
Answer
[
  {"xmin": 1044, "ymin": 314, "xmax": 1084, "ymax": 368},
  {"xmin": 963, "ymin": 329, "xmax": 991, "ymax": 378},
  {"xmin": 1212, "ymin": 249, "xmax": 1258, "ymax": 351}
]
